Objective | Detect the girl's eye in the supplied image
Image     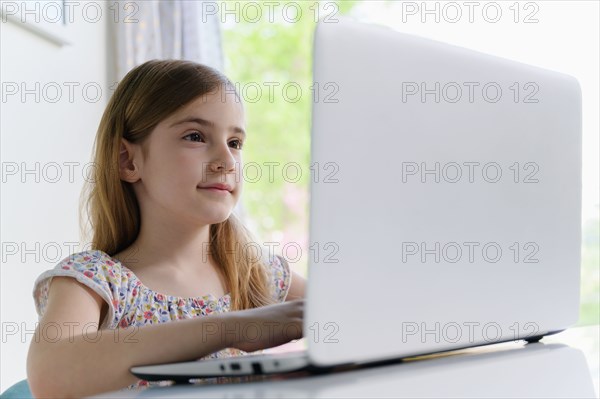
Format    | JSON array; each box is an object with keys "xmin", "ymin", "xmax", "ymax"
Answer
[
  {"xmin": 183, "ymin": 132, "xmax": 205, "ymax": 142},
  {"xmin": 183, "ymin": 132, "xmax": 243, "ymax": 150},
  {"xmin": 230, "ymin": 139, "xmax": 243, "ymax": 150}
]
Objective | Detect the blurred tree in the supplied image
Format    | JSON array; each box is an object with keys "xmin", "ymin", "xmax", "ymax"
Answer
[{"xmin": 579, "ymin": 216, "xmax": 600, "ymax": 326}]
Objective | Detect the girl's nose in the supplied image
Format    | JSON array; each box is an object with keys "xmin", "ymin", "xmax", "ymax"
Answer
[{"xmin": 207, "ymin": 144, "xmax": 237, "ymax": 173}]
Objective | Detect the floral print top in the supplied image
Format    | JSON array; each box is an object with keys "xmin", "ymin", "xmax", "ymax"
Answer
[{"xmin": 32, "ymin": 249, "xmax": 292, "ymax": 390}]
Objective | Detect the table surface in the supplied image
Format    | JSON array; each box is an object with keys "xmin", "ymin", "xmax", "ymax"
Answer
[{"xmin": 89, "ymin": 324, "xmax": 600, "ymax": 398}]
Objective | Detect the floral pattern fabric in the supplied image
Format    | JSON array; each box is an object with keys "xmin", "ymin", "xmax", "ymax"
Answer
[{"xmin": 32, "ymin": 249, "xmax": 292, "ymax": 390}]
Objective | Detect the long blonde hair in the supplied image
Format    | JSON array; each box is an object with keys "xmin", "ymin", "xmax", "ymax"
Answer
[{"xmin": 79, "ymin": 59, "xmax": 277, "ymax": 311}]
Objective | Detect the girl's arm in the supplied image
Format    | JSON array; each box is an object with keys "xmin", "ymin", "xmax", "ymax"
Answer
[
  {"xmin": 26, "ymin": 276, "xmax": 303, "ymax": 399},
  {"xmin": 285, "ymin": 270, "xmax": 307, "ymax": 301}
]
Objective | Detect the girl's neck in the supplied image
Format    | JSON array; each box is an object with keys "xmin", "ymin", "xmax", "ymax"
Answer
[{"xmin": 114, "ymin": 223, "xmax": 215, "ymax": 276}]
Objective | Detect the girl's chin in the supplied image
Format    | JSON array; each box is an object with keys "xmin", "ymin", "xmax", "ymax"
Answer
[{"xmin": 196, "ymin": 210, "xmax": 234, "ymax": 225}]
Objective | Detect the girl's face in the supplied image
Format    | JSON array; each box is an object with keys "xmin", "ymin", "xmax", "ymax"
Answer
[{"xmin": 122, "ymin": 87, "xmax": 246, "ymax": 226}]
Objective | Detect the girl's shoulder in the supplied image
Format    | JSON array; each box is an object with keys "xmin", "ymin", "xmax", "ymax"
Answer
[
  {"xmin": 40, "ymin": 249, "xmax": 127, "ymax": 286},
  {"xmin": 54, "ymin": 248, "xmax": 123, "ymax": 270},
  {"xmin": 264, "ymin": 251, "xmax": 292, "ymax": 303},
  {"xmin": 32, "ymin": 249, "xmax": 130, "ymax": 329}
]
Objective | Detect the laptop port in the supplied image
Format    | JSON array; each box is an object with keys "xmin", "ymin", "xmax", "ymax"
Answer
[
  {"xmin": 251, "ymin": 362, "xmax": 263, "ymax": 374},
  {"xmin": 230, "ymin": 362, "xmax": 241, "ymax": 371}
]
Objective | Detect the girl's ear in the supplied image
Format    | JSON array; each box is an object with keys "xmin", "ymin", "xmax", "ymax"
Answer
[{"xmin": 119, "ymin": 138, "xmax": 141, "ymax": 183}]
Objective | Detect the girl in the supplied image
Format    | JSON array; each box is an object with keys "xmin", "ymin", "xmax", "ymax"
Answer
[{"xmin": 26, "ymin": 59, "xmax": 306, "ymax": 398}]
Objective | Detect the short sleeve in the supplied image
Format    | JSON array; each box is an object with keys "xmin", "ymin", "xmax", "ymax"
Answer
[
  {"xmin": 32, "ymin": 250, "xmax": 126, "ymax": 330},
  {"xmin": 270, "ymin": 255, "xmax": 292, "ymax": 303}
]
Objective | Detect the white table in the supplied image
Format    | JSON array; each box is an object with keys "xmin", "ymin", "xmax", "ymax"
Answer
[{"xmin": 90, "ymin": 325, "xmax": 599, "ymax": 398}]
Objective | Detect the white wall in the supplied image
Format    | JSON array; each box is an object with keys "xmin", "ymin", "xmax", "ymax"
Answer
[{"xmin": 1, "ymin": 2, "xmax": 112, "ymax": 391}]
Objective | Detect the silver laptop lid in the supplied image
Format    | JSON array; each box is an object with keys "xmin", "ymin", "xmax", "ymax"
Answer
[{"xmin": 306, "ymin": 16, "xmax": 582, "ymax": 366}]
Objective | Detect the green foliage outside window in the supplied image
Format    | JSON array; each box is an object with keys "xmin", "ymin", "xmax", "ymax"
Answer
[{"xmin": 222, "ymin": 0, "xmax": 359, "ymax": 278}]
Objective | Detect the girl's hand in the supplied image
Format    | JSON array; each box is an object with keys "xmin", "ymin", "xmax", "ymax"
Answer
[{"xmin": 226, "ymin": 299, "xmax": 304, "ymax": 353}]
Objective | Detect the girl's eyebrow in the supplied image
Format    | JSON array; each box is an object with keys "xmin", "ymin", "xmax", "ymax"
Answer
[{"xmin": 169, "ymin": 116, "xmax": 246, "ymax": 137}]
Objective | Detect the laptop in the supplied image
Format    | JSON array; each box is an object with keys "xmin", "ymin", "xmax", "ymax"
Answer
[{"xmin": 130, "ymin": 15, "xmax": 582, "ymax": 382}]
